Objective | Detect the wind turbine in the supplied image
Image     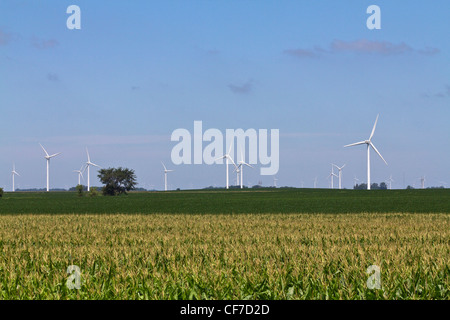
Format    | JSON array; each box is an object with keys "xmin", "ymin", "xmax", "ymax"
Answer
[
  {"xmin": 420, "ymin": 176, "xmax": 426, "ymax": 189},
  {"xmin": 85, "ymin": 147, "xmax": 101, "ymax": 191},
  {"xmin": 332, "ymin": 164, "xmax": 346, "ymax": 189},
  {"xmin": 328, "ymin": 164, "xmax": 338, "ymax": 189},
  {"xmin": 234, "ymin": 165, "xmax": 240, "ymax": 186},
  {"xmin": 273, "ymin": 177, "xmax": 278, "ymax": 188},
  {"xmin": 73, "ymin": 165, "xmax": 86, "ymax": 186},
  {"xmin": 387, "ymin": 175, "xmax": 394, "ymax": 190},
  {"xmin": 438, "ymin": 181, "xmax": 448, "ymax": 188},
  {"xmin": 39, "ymin": 143, "xmax": 61, "ymax": 192},
  {"xmin": 314, "ymin": 177, "xmax": 318, "ymax": 189},
  {"xmin": 215, "ymin": 141, "xmax": 236, "ymax": 189},
  {"xmin": 234, "ymin": 148, "xmax": 254, "ymax": 189},
  {"xmin": 161, "ymin": 162, "xmax": 174, "ymax": 191},
  {"xmin": 353, "ymin": 176, "xmax": 360, "ymax": 188},
  {"xmin": 11, "ymin": 163, "xmax": 20, "ymax": 192},
  {"xmin": 344, "ymin": 114, "xmax": 387, "ymax": 190}
]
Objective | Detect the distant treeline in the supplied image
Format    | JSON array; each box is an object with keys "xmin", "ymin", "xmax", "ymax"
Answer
[{"xmin": 15, "ymin": 187, "xmax": 150, "ymax": 192}]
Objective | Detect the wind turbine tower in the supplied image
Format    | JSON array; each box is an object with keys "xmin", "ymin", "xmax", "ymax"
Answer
[
  {"xmin": 387, "ymin": 175, "xmax": 394, "ymax": 190},
  {"xmin": 11, "ymin": 163, "xmax": 20, "ymax": 192}
]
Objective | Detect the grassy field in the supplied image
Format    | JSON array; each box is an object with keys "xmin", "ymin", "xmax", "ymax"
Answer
[
  {"xmin": 0, "ymin": 188, "xmax": 449, "ymax": 214},
  {"xmin": 0, "ymin": 189, "xmax": 448, "ymax": 300}
]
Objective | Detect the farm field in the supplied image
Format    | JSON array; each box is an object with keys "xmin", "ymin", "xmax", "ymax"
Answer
[
  {"xmin": 1, "ymin": 188, "xmax": 450, "ymax": 214},
  {"xmin": 0, "ymin": 189, "xmax": 448, "ymax": 300}
]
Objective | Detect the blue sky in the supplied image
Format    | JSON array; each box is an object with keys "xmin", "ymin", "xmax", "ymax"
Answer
[{"xmin": 1, "ymin": 0, "xmax": 449, "ymax": 190}]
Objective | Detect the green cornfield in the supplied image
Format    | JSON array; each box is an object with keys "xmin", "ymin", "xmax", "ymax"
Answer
[{"xmin": 0, "ymin": 212, "xmax": 448, "ymax": 299}]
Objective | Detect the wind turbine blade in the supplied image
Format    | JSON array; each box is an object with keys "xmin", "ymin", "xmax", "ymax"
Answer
[
  {"xmin": 161, "ymin": 161, "xmax": 167, "ymax": 171},
  {"xmin": 86, "ymin": 148, "xmax": 91, "ymax": 162},
  {"xmin": 227, "ymin": 139, "xmax": 234, "ymax": 155},
  {"xmin": 49, "ymin": 152, "xmax": 61, "ymax": 158},
  {"xmin": 90, "ymin": 162, "xmax": 101, "ymax": 168},
  {"xmin": 226, "ymin": 155, "xmax": 236, "ymax": 166},
  {"xmin": 233, "ymin": 164, "xmax": 242, "ymax": 173},
  {"xmin": 243, "ymin": 162, "xmax": 254, "ymax": 168},
  {"xmin": 39, "ymin": 143, "xmax": 49, "ymax": 157},
  {"xmin": 369, "ymin": 114, "xmax": 379, "ymax": 141},
  {"xmin": 214, "ymin": 155, "xmax": 226, "ymax": 162},
  {"xmin": 370, "ymin": 142, "xmax": 388, "ymax": 165},
  {"xmin": 344, "ymin": 141, "xmax": 366, "ymax": 148},
  {"xmin": 341, "ymin": 164, "xmax": 346, "ymax": 169}
]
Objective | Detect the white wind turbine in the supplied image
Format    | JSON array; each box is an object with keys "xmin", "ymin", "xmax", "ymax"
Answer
[
  {"xmin": 344, "ymin": 114, "xmax": 388, "ymax": 190},
  {"xmin": 353, "ymin": 176, "xmax": 360, "ymax": 188},
  {"xmin": 39, "ymin": 143, "xmax": 61, "ymax": 192},
  {"xmin": 273, "ymin": 177, "xmax": 278, "ymax": 188},
  {"xmin": 314, "ymin": 176, "xmax": 318, "ymax": 189},
  {"xmin": 233, "ymin": 148, "xmax": 254, "ymax": 189},
  {"xmin": 332, "ymin": 164, "xmax": 346, "ymax": 189},
  {"xmin": 73, "ymin": 165, "xmax": 86, "ymax": 186},
  {"xmin": 387, "ymin": 175, "xmax": 394, "ymax": 190},
  {"xmin": 11, "ymin": 163, "xmax": 20, "ymax": 192},
  {"xmin": 215, "ymin": 141, "xmax": 236, "ymax": 189},
  {"xmin": 438, "ymin": 181, "xmax": 448, "ymax": 188},
  {"xmin": 161, "ymin": 162, "xmax": 174, "ymax": 191},
  {"xmin": 234, "ymin": 165, "xmax": 240, "ymax": 186},
  {"xmin": 85, "ymin": 148, "xmax": 101, "ymax": 191},
  {"xmin": 420, "ymin": 176, "xmax": 426, "ymax": 189},
  {"xmin": 328, "ymin": 164, "xmax": 338, "ymax": 189}
]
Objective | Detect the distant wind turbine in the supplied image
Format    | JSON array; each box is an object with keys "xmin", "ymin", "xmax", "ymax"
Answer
[
  {"xmin": 387, "ymin": 175, "xmax": 394, "ymax": 190},
  {"xmin": 353, "ymin": 176, "xmax": 360, "ymax": 188},
  {"xmin": 420, "ymin": 176, "xmax": 426, "ymax": 189},
  {"xmin": 85, "ymin": 147, "xmax": 101, "ymax": 191},
  {"xmin": 328, "ymin": 164, "xmax": 338, "ymax": 189},
  {"xmin": 273, "ymin": 177, "xmax": 278, "ymax": 188},
  {"xmin": 438, "ymin": 181, "xmax": 447, "ymax": 188},
  {"xmin": 11, "ymin": 163, "xmax": 20, "ymax": 192},
  {"xmin": 314, "ymin": 177, "xmax": 318, "ymax": 189},
  {"xmin": 332, "ymin": 164, "xmax": 346, "ymax": 189},
  {"xmin": 215, "ymin": 141, "xmax": 236, "ymax": 189},
  {"xmin": 73, "ymin": 165, "xmax": 86, "ymax": 186},
  {"xmin": 161, "ymin": 162, "xmax": 174, "ymax": 191},
  {"xmin": 344, "ymin": 114, "xmax": 387, "ymax": 190},
  {"xmin": 234, "ymin": 148, "xmax": 254, "ymax": 189},
  {"xmin": 39, "ymin": 143, "xmax": 61, "ymax": 192}
]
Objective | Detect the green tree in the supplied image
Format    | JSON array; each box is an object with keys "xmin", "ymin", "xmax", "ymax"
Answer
[
  {"xmin": 75, "ymin": 184, "xmax": 84, "ymax": 197},
  {"xmin": 371, "ymin": 183, "xmax": 379, "ymax": 190},
  {"xmin": 0, "ymin": 187, "xmax": 3, "ymax": 198},
  {"xmin": 89, "ymin": 187, "xmax": 99, "ymax": 197},
  {"xmin": 98, "ymin": 167, "xmax": 137, "ymax": 196},
  {"xmin": 354, "ymin": 183, "xmax": 367, "ymax": 190}
]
